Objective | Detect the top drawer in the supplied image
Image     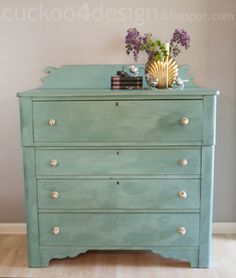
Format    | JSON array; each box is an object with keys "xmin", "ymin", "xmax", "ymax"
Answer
[{"xmin": 33, "ymin": 100, "xmax": 203, "ymax": 143}]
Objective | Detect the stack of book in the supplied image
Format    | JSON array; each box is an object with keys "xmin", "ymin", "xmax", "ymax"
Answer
[{"xmin": 111, "ymin": 76, "xmax": 143, "ymax": 89}]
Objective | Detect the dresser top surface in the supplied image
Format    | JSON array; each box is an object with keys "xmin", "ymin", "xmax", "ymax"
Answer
[{"xmin": 17, "ymin": 87, "xmax": 219, "ymax": 98}]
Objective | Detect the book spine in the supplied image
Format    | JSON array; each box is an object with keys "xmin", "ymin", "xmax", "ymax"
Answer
[
  {"xmin": 111, "ymin": 76, "xmax": 143, "ymax": 89},
  {"xmin": 111, "ymin": 76, "xmax": 143, "ymax": 81},
  {"xmin": 111, "ymin": 85, "xmax": 143, "ymax": 89},
  {"xmin": 111, "ymin": 82, "xmax": 143, "ymax": 85}
]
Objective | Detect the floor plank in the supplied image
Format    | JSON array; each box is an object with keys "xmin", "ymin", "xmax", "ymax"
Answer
[{"xmin": 0, "ymin": 234, "xmax": 235, "ymax": 278}]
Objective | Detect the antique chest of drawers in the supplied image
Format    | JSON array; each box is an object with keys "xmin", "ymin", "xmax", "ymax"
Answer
[{"xmin": 17, "ymin": 65, "xmax": 218, "ymax": 268}]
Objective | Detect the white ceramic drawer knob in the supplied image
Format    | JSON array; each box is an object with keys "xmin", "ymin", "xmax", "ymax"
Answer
[
  {"xmin": 179, "ymin": 117, "xmax": 189, "ymax": 126},
  {"xmin": 177, "ymin": 226, "xmax": 186, "ymax": 236},
  {"xmin": 50, "ymin": 160, "xmax": 58, "ymax": 167},
  {"xmin": 178, "ymin": 191, "xmax": 187, "ymax": 199},
  {"xmin": 50, "ymin": 191, "xmax": 59, "ymax": 200},
  {"xmin": 51, "ymin": 226, "xmax": 60, "ymax": 235},
  {"xmin": 178, "ymin": 159, "xmax": 188, "ymax": 167},
  {"xmin": 48, "ymin": 119, "xmax": 56, "ymax": 126}
]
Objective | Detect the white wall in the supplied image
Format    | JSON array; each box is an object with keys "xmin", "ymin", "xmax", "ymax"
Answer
[{"xmin": 0, "ymin": 0, "xmax": 235, "ymax": 222}]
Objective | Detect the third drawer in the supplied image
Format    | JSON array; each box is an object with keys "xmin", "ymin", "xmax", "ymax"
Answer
[{"xmin": 37, "ymin": 179, "xmax": 200, "ymax": 210}]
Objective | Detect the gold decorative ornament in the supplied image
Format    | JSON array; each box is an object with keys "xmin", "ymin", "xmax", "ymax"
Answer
[{"xmin": 145, "ymin": 57, "xmax": 179, "ymax": 89}]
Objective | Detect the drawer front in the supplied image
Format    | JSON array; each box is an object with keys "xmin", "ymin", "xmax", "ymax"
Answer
[
  {"xmin": 35, "ymin": 149, "xmax": 201, "ymax": 176},
  {"xmin": 37, "ymin": 179, "xmax": 200, "ymax": 210},
  {"xmin": 33, "ymin": 100, "xmax": 203, "ymax": 142},
  {"xmin": 39, "ymin": 213, "xmax": 199, "ymax": 246}
]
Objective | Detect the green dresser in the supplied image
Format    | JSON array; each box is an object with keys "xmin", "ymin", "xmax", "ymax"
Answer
[{"xmin": 17, "ymin": 65, "xmax": 218, "ymax": 268}]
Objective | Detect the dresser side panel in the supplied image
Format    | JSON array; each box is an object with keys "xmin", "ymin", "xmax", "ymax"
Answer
[
  {"xmin": 22, "ymin": 147, "xmax": 41, "ymax": 267},
  {"xmin": 19, "ymin": 97, "xmax": 34, "ymax": 146},
  {"xmin": 203, "ymin": 95, "xmax": 217, "ymax": 145},
  {"xmin": 199, "ymin": 146, "xmax": 215, "ymax": 267}
]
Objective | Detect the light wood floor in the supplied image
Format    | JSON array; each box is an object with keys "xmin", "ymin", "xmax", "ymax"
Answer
[{"xmin": 0, "ymin": 234, "xmax": 235, "ymax": 278}]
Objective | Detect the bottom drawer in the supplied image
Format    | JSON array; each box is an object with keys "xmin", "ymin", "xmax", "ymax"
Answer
[{"xmin": 39, "ymin": 213, "xmax": 199, "ymax": 247}]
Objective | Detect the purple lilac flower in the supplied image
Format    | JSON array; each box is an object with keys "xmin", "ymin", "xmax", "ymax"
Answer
[
  {"xmin": 170, "ymin": 28, "xmax": 190, "ymax": 57},
  {"xmin": 125, "ymin": 28, "xmax": 153, "ymax": 61},
  {"xmin": 172, "ymin": 45, "xmax": 181, "ymax": 57},
  {"xmin": 125, "ymin": 28, "xmax": 143, "ymax": 61},
  {"xmin": 125, "ymin": 27, "xmax": 190, "ymax": 62}
]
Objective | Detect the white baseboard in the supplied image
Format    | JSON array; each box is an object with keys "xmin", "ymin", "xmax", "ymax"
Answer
[{"xmin": 0, "ymin": 222, "xmax": 235, "ymax": 234}]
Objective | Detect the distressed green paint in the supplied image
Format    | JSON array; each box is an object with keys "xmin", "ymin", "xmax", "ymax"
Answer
[
  {"xmin": 19, "ymin": 98, "xmax": 33, "ymax": 146},
  {"xmin": 33, "ymin": 100, "xmax": 203, "ymax": 143},
  {"xmin": 20, "ymin": 64, "xmax": 209, "ymax": 91},
  {"xmin": 17, "ymin": 64, "xmax": 218, "ymax": 268},
  {"xmin": 39, "ymin": 213, "xmax": 199, "ymax": 247},
  {"xmin": 41, "ymin": 65, "xmax": 138, "ymax": 89},
  {"xmin": 37, "ymin": 179, "xmax": 200, "ymax": 210},
  {"xmin": 199, "ymin": 146, "xmax": 215, "ymax": 267},
  {"xmin": 22, "ymin": 147, "xmax": 41, "ymax": 267},
  {"xmin": 35, "ymin": 148, "xmax": 201, "ymax": 176},
  {"xmin": 32, "ymin": 141, "xmax": 203, "ymax": 147},
  {"xmin": 17, "ymin": 88, "xmax": 218, "ymax": 98},
  {"xmin": 39, "ymin": 246, "xmax": 199, "ymax": 267},
  {"xmin": 203, "ymin": 95, "xmax": 217, "ymax": 145}
]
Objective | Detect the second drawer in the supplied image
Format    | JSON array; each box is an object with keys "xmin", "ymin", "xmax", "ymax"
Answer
[
  {"xmin": 35, "ymin": 149, "xmax": 201, "ymax": 176},
  {"xmin": 37, "ymin": 179, "xmax": 200, "ymax": 210}
]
